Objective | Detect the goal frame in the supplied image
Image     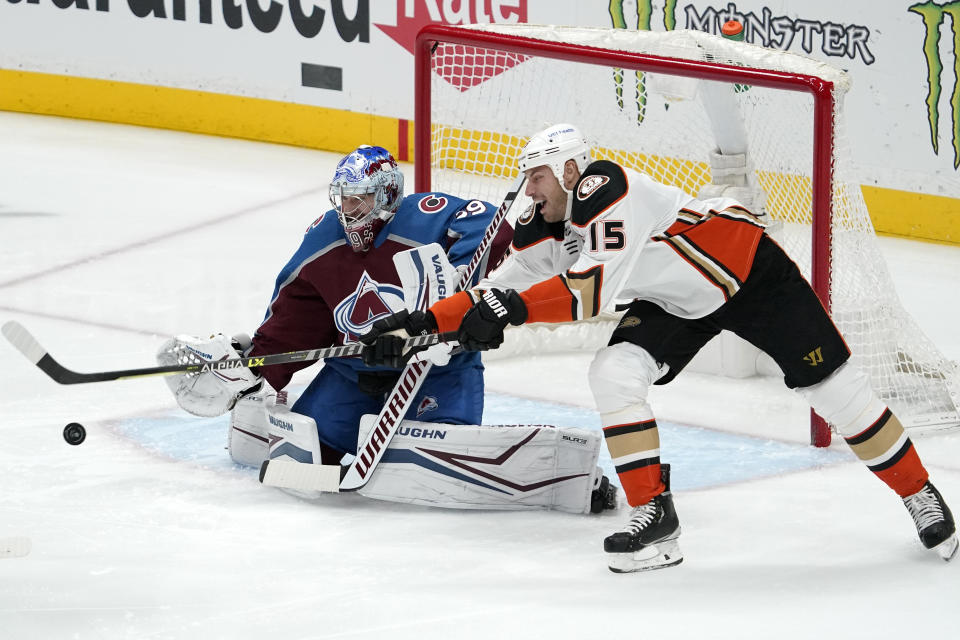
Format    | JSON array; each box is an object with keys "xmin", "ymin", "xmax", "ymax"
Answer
[{"xmin": 413, "ymin": 23, "xmax": 839, "ymax": 446}]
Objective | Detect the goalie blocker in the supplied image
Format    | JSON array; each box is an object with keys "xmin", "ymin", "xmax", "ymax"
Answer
[{"xmin": 235, "ymin": 392, "xmax": 616, "ymax": 514}]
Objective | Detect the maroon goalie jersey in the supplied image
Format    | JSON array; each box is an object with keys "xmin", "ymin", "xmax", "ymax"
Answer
[{"xmin": 250, "ymin": 192, "xmax": 512, "ymax": 391}]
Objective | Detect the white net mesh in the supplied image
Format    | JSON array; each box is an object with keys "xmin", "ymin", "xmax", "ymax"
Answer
[{"xmin": 422, "ymin": 25, "xmax": 959, "ymax": 432}]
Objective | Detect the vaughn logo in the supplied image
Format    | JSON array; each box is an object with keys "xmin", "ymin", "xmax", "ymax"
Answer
[
  {"xmin": 910, "ymin": 1, "xmax": 960, "ymax": 168},
  {"xmin": 374, "ymin": 0, "xmax": 529, "ymax": 91}
]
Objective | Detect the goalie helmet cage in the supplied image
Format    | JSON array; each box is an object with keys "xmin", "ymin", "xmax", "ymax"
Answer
[{"xmin": 413, "ymin": 23, "xmax": 960, "ymax": 446}]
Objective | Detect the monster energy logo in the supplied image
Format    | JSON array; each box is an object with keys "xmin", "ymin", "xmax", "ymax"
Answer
[
  {"xmin": 608, "ymin": 0, "xmax": 678, "ymax": 123},
  {"xmin": 608, "ymin": 1, "xmax": 875, "ymax": 123},
  {"xmin": 910, "ymin": 1, "xmax": 960, "ymax": 168}
]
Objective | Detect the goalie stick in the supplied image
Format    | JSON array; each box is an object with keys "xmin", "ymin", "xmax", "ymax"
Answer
[
  {"xmin": 0, "ymin": 320, "xmax": 457, "ymax": 385},
  {"xmin": 261, "ymin": 173, "xmax": 527, "ymax": 494}
]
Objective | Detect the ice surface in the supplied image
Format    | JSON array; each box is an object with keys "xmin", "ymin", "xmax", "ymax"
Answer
[{"xmin": 1, "ymin": 113, "xmax": 958, "ymax": 639}]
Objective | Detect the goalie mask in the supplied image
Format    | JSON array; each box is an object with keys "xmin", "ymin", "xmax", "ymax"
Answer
[
  {"xmin": 518, "ymin": 124, "xmax": 591, "ymax": 194},
  {"xmin": 329, "ymin": 145, "xmax": 405, "ymax": 252}
]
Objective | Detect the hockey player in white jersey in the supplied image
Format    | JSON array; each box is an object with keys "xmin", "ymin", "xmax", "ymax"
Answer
[{"xmin": 363, "ymin": 123, "xmax": 957, "ymax": 572}]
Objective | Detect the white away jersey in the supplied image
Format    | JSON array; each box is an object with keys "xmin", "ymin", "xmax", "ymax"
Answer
[{"xmin": 480, "ymin": 160, "xmax": 766, "ymax": 321}]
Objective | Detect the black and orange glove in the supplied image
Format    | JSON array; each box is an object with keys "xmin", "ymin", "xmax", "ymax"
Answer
[{"xmin": 458, "ymin": 289, "xmax": 528, "ymax": 351}]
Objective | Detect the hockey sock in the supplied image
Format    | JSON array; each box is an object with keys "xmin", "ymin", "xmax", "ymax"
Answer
[
  {"xmin": 844, "ymin": 408, "xmax": 928, "ymax": 498},
  {"xmin": 603, "ymin": 418, "xmax": 665, "ymax": 506}
]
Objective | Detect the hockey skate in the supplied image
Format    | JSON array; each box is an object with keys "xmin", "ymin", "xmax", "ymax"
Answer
[
  {"xmin": 591, "ymin": 473, "xmax": 619, "ymax": 514},
  {"xmin": 604, "ymin": 464, "xmax": 682, "ymax": 573},
  {"xmin": 903, "ymin": 481, "xmax": 957, "ymax": 561}
]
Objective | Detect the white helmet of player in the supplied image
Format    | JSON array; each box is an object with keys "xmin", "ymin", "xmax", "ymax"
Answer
[
  {"xmin": 518, "ymin": 124, "xmax": 591, "ymax": 192},
  {"xmin": 329, "ymin": 145, "xmax": 405, "ymax": 252}
]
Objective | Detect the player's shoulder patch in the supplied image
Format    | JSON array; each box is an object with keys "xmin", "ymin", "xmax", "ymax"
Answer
[
  {"xmin": 512, "ymin": 203, "xmax": 564, "ymax": 250},
  {"xmin": 571, "ymin": 160, "xmax": 628, "ymax": 228},
  {"xmin": 415, "ymin": 193, "xmax": 450, "ymax": 214},
  {"xmin": 577, "ymin": 174, "xmax": 610, "ymax": 200}
]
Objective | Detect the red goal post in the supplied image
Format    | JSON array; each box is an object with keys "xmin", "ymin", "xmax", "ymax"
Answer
[{"xmin": 413, "ymin": 23, "xmax": 960, "ymax": 446}]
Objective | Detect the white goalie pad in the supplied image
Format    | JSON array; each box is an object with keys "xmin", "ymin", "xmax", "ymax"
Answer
[
  {"xmin": 229, "ymin": 391, "xmax": 322, "ymax": 468},
  {"xmin": 229, "ymin": 391, "xmax": 272, "ymax": 467},
  {"xmin": 265, "ymin": 394, "xmax": 323, "ymax": 466},
  {"xmin": 355, "ymin": 416, "xmax": 604, "ymax": 514}
]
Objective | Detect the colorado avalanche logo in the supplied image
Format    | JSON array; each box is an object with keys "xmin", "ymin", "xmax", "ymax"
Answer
[
  {"xmin": 416, "ymin": 396, "xmax": 439, "ymax": 417},
  {"xmin": 418, "ymin": 194, "xmax": 448, "ymax": 214},
  {"xmin": 333, "ymin": 272, "xmax": 405, "ymax": 343}
]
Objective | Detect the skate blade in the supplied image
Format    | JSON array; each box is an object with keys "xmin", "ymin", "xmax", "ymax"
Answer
[
  {"xmin": 608, "ymin": 538, "xmax": 683, "ymax": 573},
  {"xmin": 934, "ymin": 534, "xmax": 958, "ymax": 562}
]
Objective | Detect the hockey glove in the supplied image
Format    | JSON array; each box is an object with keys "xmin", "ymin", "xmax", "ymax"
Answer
[
  {"xmin": 156, "ymin": 332, "xmax": 263, "ymax": 417},
  {"xmin": 360, "ymin": 309, "xmax": 439, "ymax": 368},
  {"xmin": 458, "ymin": 289, "xmax": 528, "ymax": 351}
]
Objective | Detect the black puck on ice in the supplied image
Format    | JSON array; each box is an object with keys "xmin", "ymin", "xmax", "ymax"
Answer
[{"xmin": 63, "ymin": 422, "xmax": 86, "ymax": 446}]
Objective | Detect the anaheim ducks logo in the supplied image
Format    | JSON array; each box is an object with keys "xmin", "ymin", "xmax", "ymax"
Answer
[
  {"xmin": 577, "ymin": 175, "xmax": 609, "ymax": 200},
  {"xmin": 517, "ymin": 203, "xmax": 536, "ymax": 225}
]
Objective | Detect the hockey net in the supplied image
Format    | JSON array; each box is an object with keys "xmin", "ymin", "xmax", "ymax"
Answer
[{"xmin": 414, "ymin": 24, "xmax": 960, "ymax": 442}]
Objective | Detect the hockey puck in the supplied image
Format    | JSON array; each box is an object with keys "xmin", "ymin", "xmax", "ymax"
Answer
[{"xmin": 63, "ymin": 422, "xmax": 86, "ymax": 446}]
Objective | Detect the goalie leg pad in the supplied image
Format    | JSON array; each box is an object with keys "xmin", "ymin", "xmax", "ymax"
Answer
[
  {"xmin": 266, "ymin": 395, "xmax": 323, "ymax": 465},
  {"xmin": 229, "ymin": 392, "xmax": 272, "ymax": 467},
  {"xmin": 355, "ymin": 416, "xmax": 604, "ymax": 514},
  {"xmin": 229, "ymin": 391, "xmax": 324, "ymax": 468}
]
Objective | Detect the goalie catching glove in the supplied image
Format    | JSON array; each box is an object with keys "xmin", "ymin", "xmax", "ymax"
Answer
[{"xmin": 156, "ymin": 333, "xmax": 263, "ymax": 417}]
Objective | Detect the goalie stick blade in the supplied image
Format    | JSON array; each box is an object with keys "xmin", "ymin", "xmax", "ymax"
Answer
[
  {"xmin": 259, "ymin": 459, "xmax": 343, "ymax": 493},
  {"xmin": 0, "ymin": 536, "xmax": 32, "ymax": 559}
]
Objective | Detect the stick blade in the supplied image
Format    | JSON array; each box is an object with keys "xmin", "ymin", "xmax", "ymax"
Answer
[
  {"xmin": 259, "ymin": 459, "xmax": 342, "ymax": 493},
  {"xmin": 2, "ymin": 321, "xmax": 47, "ymax": 365},
  {"xmin": 0, "ymin": 536, "xmax": 32, "ymax": 559}
]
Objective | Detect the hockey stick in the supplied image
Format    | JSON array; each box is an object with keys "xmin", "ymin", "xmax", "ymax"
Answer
[
  {"xmin": 0, "ymin": 320, "xmax": 457, "ymax": 385},
  {"xmin": 261, "ymin": 174, "xmax": 527, "ymax": 494}
]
